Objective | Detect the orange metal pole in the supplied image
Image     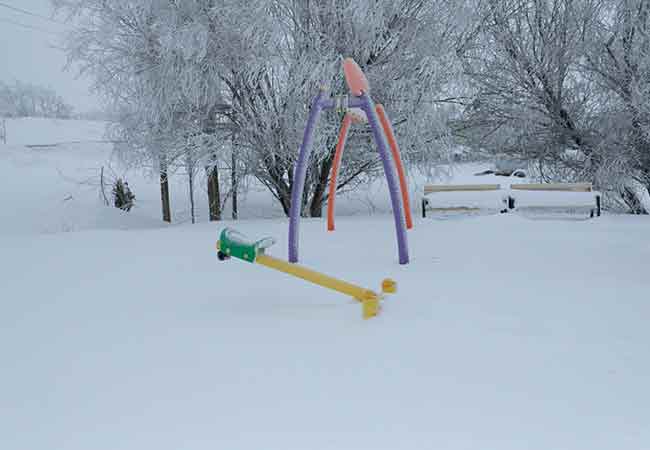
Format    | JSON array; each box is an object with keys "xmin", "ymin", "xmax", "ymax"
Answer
[
  {"xmin": 327, "ymin": 113, "xmax": 353, "ymax": 231},
  {"xmin": 376, "ymin": 104, "xmax": 413, "ymax": 229}
]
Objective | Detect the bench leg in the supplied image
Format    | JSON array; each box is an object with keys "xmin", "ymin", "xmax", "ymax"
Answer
[
  {"xmin": 422, "ymin": 198, "xmax": 427, "ymax": 218},
  {"xmin": 589, "ymin": 195, "xmax": 602, "ymax": 218}
]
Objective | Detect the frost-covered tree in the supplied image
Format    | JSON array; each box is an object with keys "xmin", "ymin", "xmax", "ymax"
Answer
[
  {"xmin": 458, "ymin": 0, "xmax": 602, "ymax": 178},
  {"xmin": 54, "ymin": 0, "xmax": 175, "ymax": 221},
  {"xmin": 581, "ymin": 0, "xmax": 650, "ymax": 213},
  {"xmin": 216, "ymin": 0, "xmax": 472, "ymax": 216},
  {"xmin": 456, "ymin": 0, "xmax": 650, "ymax": 213},
  {"xmin": 54, "ymin": 0, "xmax": 262, "ymax": 221},
  {"xmin": 55, "ymin": 0, "xmax": 471, "ymax": 219},
  {"xmin": 55, "ymin": 0, "xmax": 228, "ymax": 222}
]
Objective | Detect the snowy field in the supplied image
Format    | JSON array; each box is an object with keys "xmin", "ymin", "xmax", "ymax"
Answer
[{"xmin": 1, "ymin": 119, "xmax": 650, "ymax": 449}]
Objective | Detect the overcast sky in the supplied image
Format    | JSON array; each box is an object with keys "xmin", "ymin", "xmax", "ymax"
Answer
[{"xmin": 0, "ymin": 0, "xmax": 100, "ymax": 112}]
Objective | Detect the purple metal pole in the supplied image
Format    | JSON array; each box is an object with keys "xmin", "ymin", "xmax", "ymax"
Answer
[
  {"xmin": 288, "ymin": 88, "xmax": 328, "ymax": 263},
  {"xmin": 360, "ymin": 92, "xmax": 410, "ymax": 264}
]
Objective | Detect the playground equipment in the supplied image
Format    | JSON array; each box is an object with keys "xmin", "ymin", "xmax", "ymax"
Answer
[
  {"xmin": 327, "ymin": 104, "xmax": 413, "ymax": 232},
  {"xmin": 289, "ymin": 58, "xmax": 412, "ymax": 265},
  {"xmin": 216, "ymin": 228, "xmax": 396, "ymax": 319}
]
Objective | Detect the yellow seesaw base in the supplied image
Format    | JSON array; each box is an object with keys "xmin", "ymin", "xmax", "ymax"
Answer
[
  {"xmin": 256, "ymin": 254, "xmax": 394, "ymax": 319},
  {"xmin": 256, "ymin": 254, "xmax": 375, "ymax": 300},
  {"xmin": 217, "ymin": 240, "xmax": 395, "ymax": 319}
]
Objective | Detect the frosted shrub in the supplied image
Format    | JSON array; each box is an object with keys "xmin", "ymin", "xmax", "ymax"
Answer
[{"xmin": 112, "ymin": 179, "xmax": 135, "ymax": 212}]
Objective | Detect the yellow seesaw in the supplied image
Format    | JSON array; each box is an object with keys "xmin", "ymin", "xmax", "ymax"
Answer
[{"xmin": 216, "ymin": 228, "xmax": 396, "ymax": 319}]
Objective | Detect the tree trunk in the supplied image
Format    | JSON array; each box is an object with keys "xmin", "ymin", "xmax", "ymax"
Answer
[
  {"xmin": 278, "ymin": 189, "xmax": 291, "ymax": 216},
  {"xmin": 231, "ymin": 149, "xmax": 238, "ymax": 220},
  {"xmin": 207, "ymin": 161, "xmax": 221, "ymax": 221},
  {"xmin": 160, "ymin": 161, "xmax": 171, "ymax": 223},
  {"xmin": 187, "ymin": 159, "xmax": 195, "ymax": 224},
  {"xmin": 308, "ymin": 154, "xmax": 335, "ymax": 217},
  {"xmin": 309, "ymin": 190, "xmax": 325, "ymax": 218}
]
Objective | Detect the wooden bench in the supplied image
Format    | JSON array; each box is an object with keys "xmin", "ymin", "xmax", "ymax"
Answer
[
  {"xmin": 422, "ymin": 182, "xmax": 602, "ymax": 218},
  {"xmin": 509, "ymin": 183, "xmax": 601, "ymax": 217},
  {"xmin": 422, "ymin": 184, "xmax": 502, "ymax": 217}
]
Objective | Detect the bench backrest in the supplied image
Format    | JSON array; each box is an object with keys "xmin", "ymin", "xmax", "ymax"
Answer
[
  {"xmin": 424, "ymin": 184, "xmax": 500, "ymax": 194},
  {"xmin": 510, "ymin": 183, "xmax": 592, "ymax": 192}
]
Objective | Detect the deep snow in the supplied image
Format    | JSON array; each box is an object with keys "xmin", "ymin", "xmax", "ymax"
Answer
[{"xmin": 1, "ymin": 119, "xmax": 649, "ymax": 450}]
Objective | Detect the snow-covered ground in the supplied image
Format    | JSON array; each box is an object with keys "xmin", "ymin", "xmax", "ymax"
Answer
[{"xmin": 1, "ymin": 119, "xmax": 649, "ymax": 449}]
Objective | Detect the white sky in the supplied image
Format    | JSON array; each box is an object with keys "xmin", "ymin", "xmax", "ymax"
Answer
[{"xmin": 0, "ymin": 0, "xmax": 100, "ymax": 112}]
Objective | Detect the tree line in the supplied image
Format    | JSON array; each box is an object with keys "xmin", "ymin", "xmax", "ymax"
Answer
[{"xmin": 0, "ymin": 80, "xmax": 73, "ymax": 119}]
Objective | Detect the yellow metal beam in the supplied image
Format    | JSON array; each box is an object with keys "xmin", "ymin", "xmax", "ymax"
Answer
[{"xmin": 255, "ymin": 254, "xmax": 376, "ymax": 302}]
